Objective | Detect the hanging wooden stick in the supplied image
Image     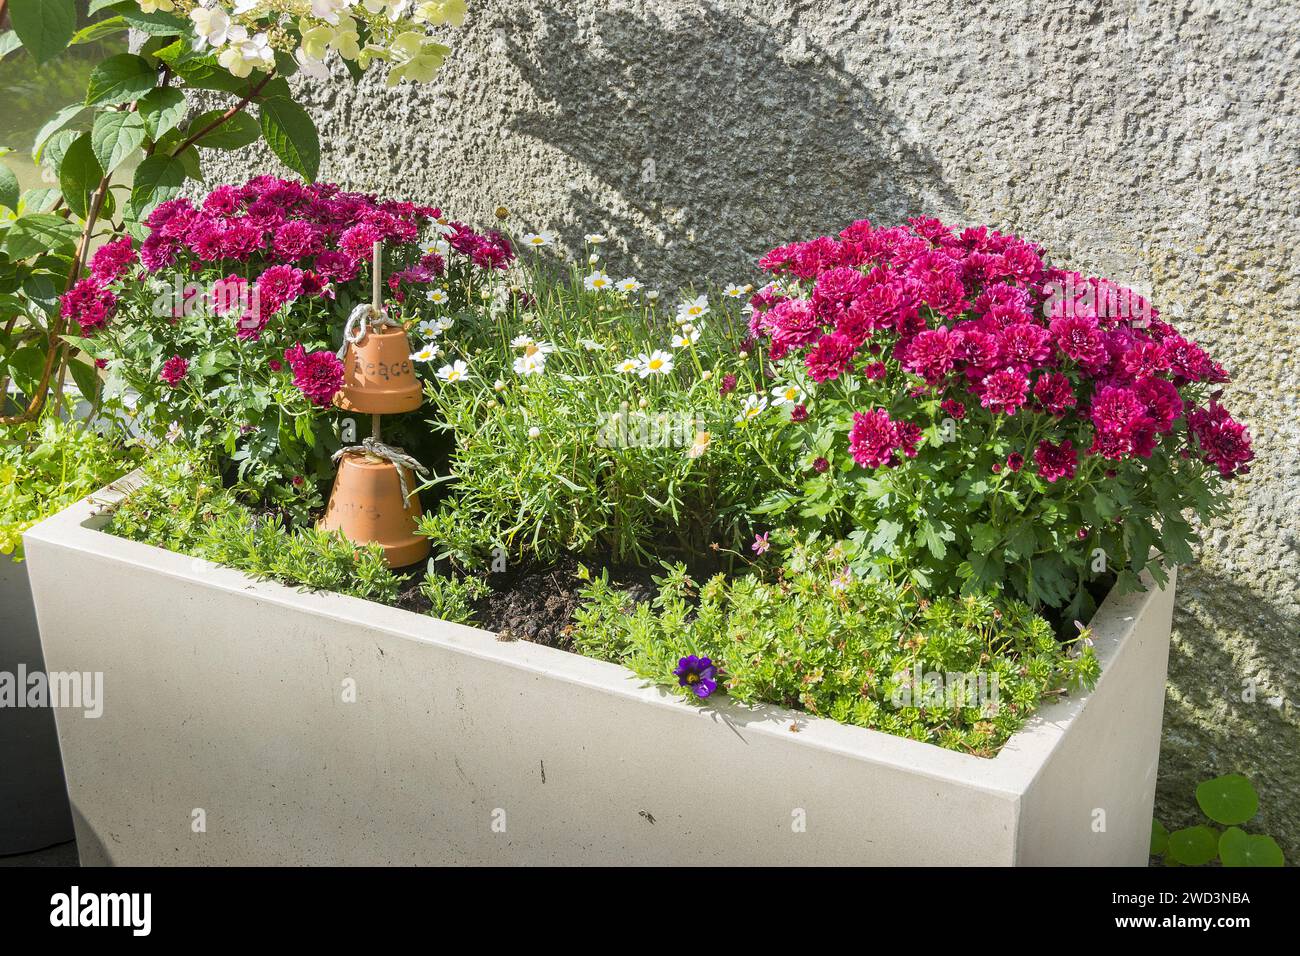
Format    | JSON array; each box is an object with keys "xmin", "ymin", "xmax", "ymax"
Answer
[{"xmin": 371, "ymin": 240, "xmax": 382, "ymax": 441}]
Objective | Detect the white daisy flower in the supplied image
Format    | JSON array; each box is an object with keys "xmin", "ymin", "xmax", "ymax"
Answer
[
  {"xmin": 770, "ymin": 383, "xmax": 805, "ymax": 406},
  {"xmin": 734, "ymin": 394, "xmax": 768, "ymax": 424},
  {"xmin": 419, "ymin": 238, "xmax": 450, "ymax": 257},
  {"xmin": 521, "ymin": 231, "xmax": 555, "ymax": 248},
  {"xmin": 671, "ymin": 327, "xmax": 700, "ymax": 349},
  {"xmin": 646, "ymin": 290, "xmax": 660, "ymax": 302},
  {"xmin": 614, "ymin": 358, "xmax": 640, "ymax": 374},
  {"xmin": 513, "ymin": 352, "xmax": 547, "ymax": 376},
  {"xmin": 584, "ymin": 270, "xmax": 613, "ymax": 292},
  {"xmin": 437, "ymin": 359, "xmax": 470, "ymax": 382},
  {"xmin": 411, "ymin": 343, "xmax": 442, "ymax": 362},
  {"xmin": 616, "ymin": 277, "xmax": 642, "ymax": 293},
  {"xmin": 417, "ymin": 319, "xmax": 440, "ymax": 338},
  {"xmin": 433, "ymin": 316, "xmax": 454, "ymax": 334},
  {"xmin": 676, "ymin": 294, "xmax": 710, "ymax": 323},
  {"xmin": 637, "ymin": 350, "xmax": 674, "ymax": 377},
  {"xmin": 512, "ymin": 338, "xmax": 559, "ymax": 356},
  {"xmin": 430, "ymin": 219, "xmax": 455, "ymax": 237},
  {"xmin": 425, "ymin": 287, "xmax": 449, "ymax": 305},
  {"xmin": 584, "ymin": 233, "xmax": 607, "ymax": 244},
  {"xmin": 723, "ymin": 283, "xmax": 754, "ymax": 298}
]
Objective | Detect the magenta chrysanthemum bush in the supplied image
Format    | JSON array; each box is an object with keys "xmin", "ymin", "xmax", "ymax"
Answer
[
  {"xmin": 74, "ymin": 177, "xmax": 514, "ymax": 518},
  {"xmin": 749, "ymin": 216, "xmax": 1252, "ymax": 619}
]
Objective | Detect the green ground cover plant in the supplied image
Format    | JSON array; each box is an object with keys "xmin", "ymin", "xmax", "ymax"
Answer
[
  {"xmin": 570, "ymin": 542, "xmax": 1099, "ymax": 756},
  {"xmin": 0, "ymin": 399, "xmax": 137, "ymax": 560},
  {"xmin": 107, "ymin": 445, "xmax": 401, "ymax": 604}
]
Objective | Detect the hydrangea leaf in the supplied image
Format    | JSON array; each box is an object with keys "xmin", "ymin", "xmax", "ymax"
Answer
[
  {"xmin": 58, "ymin": 132, "xmax": 103, "ymax": 220},
  {"xmin": 8, "ymin": 0, "xmax": 76, "ymax": 66},
  {"xmin": 0, "ymin": 160, "xmax": 19, "ymax": 213},
  {"xmin": 91, "ymin": 110, "xmax": 147, "ymax": 176},
  {"xmin": 86, "ymin": 54, "xmax": 158, "ymax": 108},
  {"xmin": 258, "ymin": 97, "xmax": 320, "ymax": 182},
  {"xmin": 138, "ymin": 87, "xmax": 186, "ymax": 140},
  {"xmin": 129, "ymin": 153, "xmax": 185, "ymax": 219}
]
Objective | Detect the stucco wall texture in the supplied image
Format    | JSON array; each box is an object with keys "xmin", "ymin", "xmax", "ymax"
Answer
[{"xmin": 204, "ymin": 1, "xmax": 1300, "ymax": 858}]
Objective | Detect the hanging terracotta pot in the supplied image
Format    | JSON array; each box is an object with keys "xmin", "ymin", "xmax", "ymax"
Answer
[
  {"xmin": 319, "ymin": 451, "xmax": 430, "ymax": 568},
  {"xmin": 335, "ymin": 325, "xmax": 423, "ymax": 415}
]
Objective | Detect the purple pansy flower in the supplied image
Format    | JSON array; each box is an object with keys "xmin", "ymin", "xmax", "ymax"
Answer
[{"xmin": 674, "ymin": 655, "xmax": 717, "ymax": 699}]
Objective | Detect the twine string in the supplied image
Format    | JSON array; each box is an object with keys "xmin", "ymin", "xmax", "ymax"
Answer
[
  {"xmin": 336, "ymin": 302, "xmax": 399, "ymax": 359},
  {"xmin": 332, "ymin": 437, "xmax": 429, "ymax": 503}
]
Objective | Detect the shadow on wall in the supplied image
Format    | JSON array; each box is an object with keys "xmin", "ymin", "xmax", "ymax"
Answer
[
  {"xmin": 503, "ymin": 1, "xmax": 962, "ymax": 281},
  {"xmin": 1158, "ymin": 565, "xmax": 1300, "ymax": 862}
]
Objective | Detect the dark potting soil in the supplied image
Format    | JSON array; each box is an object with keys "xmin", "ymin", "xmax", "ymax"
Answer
[
  {"xmin": 392, "ymin": 550, "xmax": 721, "ymax": 651},
  {"xmin": 482, "ymin": 553, "xmax": 681, "ymax": 649},
  {"xmin": 392, "ymin": 550, "xmax": 1107, "ymax": 652}
]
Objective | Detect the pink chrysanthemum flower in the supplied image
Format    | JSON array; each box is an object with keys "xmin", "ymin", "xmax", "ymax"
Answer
[
  {"xmin": 284, "ymin": 343, "xmax": 343, "ymax": 407},
  {"xmin": 1188, "ymin": 402, "xmax": 1254, "ymax": 477},
  {"xmin": 1032, "ymin": 372, "xmax": 1077, "ymax": 415},
  {"xmin": 804, "ymin": 332, "xmax": 857, "ymax": 383},
  {"xmin": 980, "ymin": 368, "xmax": 1030, "ymax": 415},
  {"xmin": 848, "ymin": 409, "xmax": 920, "ymax": 469},
  {"xmin": 59, "ymin": 278, "xmax": 117, "ymax": 333},
  {"xmin": 159, "ymin": 355, "xmax": 189, "ymax": 388},
  {"xmin": 1033, "ymin": 439, "xmax": 1078, "ymax": 483},
  {"xmin": 89, "ymin": 236, "xmax": 138, "ymax": 284},
  {"xmin": 902, "ymin": 327, "xmax": 960, "ymax": 384}
]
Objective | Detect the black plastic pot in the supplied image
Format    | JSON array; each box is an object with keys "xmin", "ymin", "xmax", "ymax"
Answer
[{"xmin": 0, "ymin": 556, "xmax": 74, "ymax": 855}]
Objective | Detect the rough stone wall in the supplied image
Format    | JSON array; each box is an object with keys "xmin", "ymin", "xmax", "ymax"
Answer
[{"xmin": 203, "ymin": 0, "xmax": 1300, "ymax": 858}]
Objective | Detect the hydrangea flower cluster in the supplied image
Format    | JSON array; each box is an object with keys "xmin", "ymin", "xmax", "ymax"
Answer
[
  {"xmin": 750, "ymin": 217, "xmax": 1252, "ymax": 480},
  {"xmin": 146, "ymin": 0, "xmax": 468, "ymax": 86}
]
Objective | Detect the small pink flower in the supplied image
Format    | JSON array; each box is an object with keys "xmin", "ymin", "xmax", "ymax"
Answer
[
  {"xmin": 284, "ymin": 343, "xmax": 343, "ymax": 407},
  {"xmin": 804, "ymin": 332, "xmax": 856, "ymax": 383},
  {"xmin": 1034, "ymin": 439, "xmax": 1078, "ymax": 483},
  {"xmin": 940, "ymin": 398, "xmax": 966, "ymax": 420},
  {"xmin": 159, "ymin": 355, "xmax": 189, "ymax": 388},
  {"xmin": 863, "ymin": 361, "xmax": 887, "ymax": 381},
  {"xmin": 751, "ymin": 532, "xmax": 771, "ymax": 556},
  {"xmin": 980, "ymin": 368, "xmax": 1029, "ymax": 415},
  {"xmin": 89, "ymin": 236, "xmax": 138, "ymax": 284}
]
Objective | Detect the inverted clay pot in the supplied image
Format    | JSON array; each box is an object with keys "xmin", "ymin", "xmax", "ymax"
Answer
[
  {"xmin": 335, "ymin": 325, "xmax": 422, "ymax": 415},
  {"xmin": 319, "ymin": 452, "xmax": 430, "ymax": 568}
]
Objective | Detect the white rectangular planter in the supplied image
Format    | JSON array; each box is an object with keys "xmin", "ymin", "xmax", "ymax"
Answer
[{"xmin": 25, "ymin": 473, "xmax": 1174, "ymax": 866}]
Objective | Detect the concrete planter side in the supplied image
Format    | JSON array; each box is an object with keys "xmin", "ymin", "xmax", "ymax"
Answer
[
  {"xmin": 0, "ymin": 556, "xmax": 75, "ymax": 854},
  {"xmin": 25, "ymin": 473, "xmax": 1174, "ymax": 866}
]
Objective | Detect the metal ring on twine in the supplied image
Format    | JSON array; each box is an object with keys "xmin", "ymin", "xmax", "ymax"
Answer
[
  {"xmin": 336, "ymin": 303, "xmax": 399, "ymax": 359},
  {"xmin": 332, "ymin": 437, "xmax": 430, "ymax": 504}
]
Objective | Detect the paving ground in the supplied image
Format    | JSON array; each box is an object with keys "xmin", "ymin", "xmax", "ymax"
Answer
[{"xmin": 0, "ymin": 841, "xmax": 78, "ymax": 867}]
